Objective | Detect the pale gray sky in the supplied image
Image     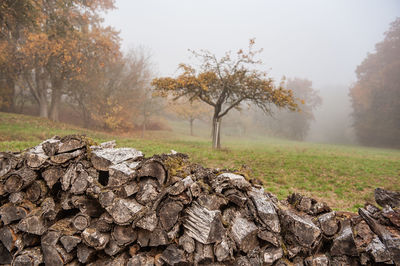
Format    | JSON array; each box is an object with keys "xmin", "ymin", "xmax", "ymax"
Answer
[
  {"xmin": 103, "ymin": 0, "xmax": 399, "ymax": 88},
  {"xmin": 103, "ymin": 0, "xmax": 399, "ymax": 143}
]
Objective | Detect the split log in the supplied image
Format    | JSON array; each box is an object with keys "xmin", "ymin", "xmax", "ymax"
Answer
[
  {"xmin": 178, "ymin": 234, "xmax": 195, "ymax": 253},
  {"xmin": 112, "ymin": 225, "xmax": 137, "ymax": 246},
  {"xmin": 58, "ymin": 138, "xmax": 85, "ymax": 153},
  {"xmin": 138, "ymin": 160, "xmax": 167, "ymax": 185},
  {"xmin": 70, "ymin": 169, "xmax": 89, "ymax": 194},
  {"xmin": 258, "ymin": 230, "xmax": 280, "ymax": 247},
  {"xmin": 224, "ymin": 189, "xmax": 247, "ymax": 207},
  {"xmin": 214, "ymin": 238, "xmax": 233, "ymax": 262},
  {"xmin": 318, "ymin": 211, "xmax": 338, "ymax": 237},
  {"xmin": 160, "ymin": 244, "xmax": 186, "ymax": 265},
  {"xmin": 136, "ymin": 178, "xmax": 160, "ymax": 205},
  {"xmin": 104, "ymin": 238, "xmax": 123, "ymax": 256},
  {"xmin": 42, "ymin": 139, "xmax": 59, "ymax": 156},
  {"xmin": 197, "ymin": 194, "xmax": 227, "ymax": 210},
  {"xmin": 0, "ymin": 202, "xmax": 29, "ymax": 224},
  {"xmin": 25, "ymin": 180, "xmax": 48, "ymax": 203},
  {"xmin": 0, "ymin": 152, "xmax": 19, "ymax": 178},
  {"xmin": 127, "ymin": 254, "xmax": 155, "ymax": 266},
  {"xmin": 230, "ymin": 216, "xmax": 259, "ymax": 253},
  {"xmin": 183, "ymin": 202, "xmax": 225, "ymax": 244},
  {"xmin": 137, "ymin": 228, "xmax": 169, "ymax": 247},
  {"xmin": 0, "ymin": 226, "xmax": 17, "ymax": 252},
  {"xmin": 26, "ymin": 152, "xmax": 48, "ymax": 169},
  {"xmin": 366, "ymin": 235, "xmax": 392, "ymax": 263},
  {"xmin": 121, "ymin": 181, "xmax": 139, "ymax": 197},
  {"xmin": 17, "ymin": 213, "xmax": 47, "ymax": 235},
  {"xmin": 375, "ymin": 188, "xmax": 400, "ymax": 208},
  {"xmin": 77, "ymin": 243, "xmax": 96, "ymax": 264},
  {"xmin": 81, "ymin": 227, "xmax": 110, "ymax": 250},
  {"xmin": 359, "ymin": 207, "xmax": 400, "ymax": 263},
  {"xmin": 42, "ymin": 167, "xmax": 65, "ymax": 189},
  {"xmin": 194, "ymin": 242, "xmax": 214, "ymax": 265},
  {"xmin": 159, "ymin": 201, "xmax": 183, "ymax": 231},
  {"xmin": 249, "ymin": 188, "xmax": 280, "ymax": 233},
  {"xmin": 106, "ymin": 198, "xmax": 144, "ymax": 225},
  {"xmin": 50, "ymin": 149, "xmax": 83, "ymax": 164},
  {"xmin": 4, "ymin": 167, "xmax": 37, "ymax": 193},
  {"xmin": 60, "ymin": 235, "xmax": 82, "ymax": 253},
  {"xmin": 61, "ymin": 164, "xmax": 76, "ymax": 191},
  {"xmin": 136, "ymin": 211, "xmax": 158, "ymax": 232},
  {"xmin": 0, "ymin": 242, "xmax": 12, "ymax": 265},
  {"xmin": 91, "ymin": 148, "xmax": 143, "ymax": 171},
  {"xmin": 330, "ymin": 222, "xmax": 358, "ymax": 256},
  {"xmin": 41, "ymin": 231, "xmax": 64, "ymax": 266},
  {"xmin": 108, "ymin": 162, "xmax": 136, "ymax": 187},
  {"xmin": 382, "ymin": 206, "xmax": 400, "ymax": 228},
  {"xmin": 13, "ymin": 246, "xmax": 43, "ymax": 266},
  {"xmin": 280, "ymin": 209, "xmax": 321, "ymax": 249},
  {"xmin": 41, "ymin": 197, "xmax": 59, "ymax": 221},
  {"xmin": 99, "ymin": 190, "xmax": 116, "ymax": 208},
  {"xmin": 304, "ymin": 254, "xmax": 329, "ymax": 266},
  {"xmin": 212, "ymin": 173, "xmax": 251, "ymax": 193},
  {"xmin": 261, "ymin": 246, "xmax": 283, "ymax": 265},
  {"xmin": 73, "ymin": 197, "xmax": 104, "ymax": 217},
  {"xmin": 22, "ymin": 233, "xmax": 41, "ymax": 247}
]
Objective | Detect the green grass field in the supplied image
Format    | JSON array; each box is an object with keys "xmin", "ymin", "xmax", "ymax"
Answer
[{"xmin": 1, "ymin": 111, "xmax": 399, "ymax": 212}]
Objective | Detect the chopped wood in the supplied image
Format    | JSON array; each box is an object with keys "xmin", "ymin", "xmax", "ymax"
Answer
[
  {"xmin": 112, "ymin": 225, "xmax": 137, "ymax": 246},
  {"xmin": 0, "ymin": 135, "xmax": 399, "ymax": 265},
  {"xmin": 138, "ymin": 160, "xmax": 167, "ymax": 185},
  {"xmin": 179, "ymin": 233, "xmax": 195, "ymax": 253},
  {"xmin": 60, "ymin": 235, "xmax": 82, "ymax": 253},
  {"xmin": 81, "ymin": 227, "xmax": 110, "ymax": 250},
  {"xmin": 159, "ymin": 201, "xmax": 183, "ymax": 231},
  {"xmin": 91, "ymin": 147, "xmax": 143, "ymax": 171},
  {"xmin": 50, "ymin": 149, "xmax": 84, "ymax": 164},
  {"xmin": 42, "ymin": 167, "xmax": 65, "ymax": 189},
  {"xmin": 183, "ymin": 202, "xmax": 225, "ymax": 244},
  {"xmin": 230, "ymin": 216, "xmax": 259, "ymax": 253},
  {"xmin": 0, "ymin": 203, "xmax": 29, "ymax": 225},
  {"xmin": 72, "ymin": 213, "xmax": 91, "ymax": 231}
]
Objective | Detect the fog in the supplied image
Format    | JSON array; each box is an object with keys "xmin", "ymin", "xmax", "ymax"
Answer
[{"xmin": 103, "ymin": 0, "xmax": 399, "ymax": 144}]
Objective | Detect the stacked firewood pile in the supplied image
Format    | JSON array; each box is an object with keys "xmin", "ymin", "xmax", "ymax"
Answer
[{"xmin": 0, "ymin": 135, "xmax": 399, "ymax": 265}]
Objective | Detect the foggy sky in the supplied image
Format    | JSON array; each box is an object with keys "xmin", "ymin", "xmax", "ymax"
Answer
[
  {"xmin": 103, "ymin": 0, "xmax": 399, "ymax": 143},
  {"xmin": 103, "ymin": 0, "xmax": 399, "ymax": 88}
]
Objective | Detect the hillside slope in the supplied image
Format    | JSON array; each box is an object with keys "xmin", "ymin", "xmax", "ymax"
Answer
[{"xmin": 1, "ymin": 111, "xmax": 399, "ymax": 211}]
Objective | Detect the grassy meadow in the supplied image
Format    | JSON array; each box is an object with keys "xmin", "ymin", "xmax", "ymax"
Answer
[{"xmin": 1, "ymin": 111, "xmax": 399, "ymax": 212}]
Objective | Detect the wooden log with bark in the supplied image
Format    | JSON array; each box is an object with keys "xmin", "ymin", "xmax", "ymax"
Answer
[{"xmin": 0, "ymin": 135, "xmax": 398, "ymax": 265}]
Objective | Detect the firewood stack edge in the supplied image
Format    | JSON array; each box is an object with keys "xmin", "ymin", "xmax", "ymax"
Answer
[{"xmin": 0, "ymin": 135, "xmax": 399, "ymax": 265}]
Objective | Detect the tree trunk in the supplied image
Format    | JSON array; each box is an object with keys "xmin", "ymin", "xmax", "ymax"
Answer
[
  {"xmin": 141, "ymin": 119, "xmax": 146, "ymax": 138},
  {"xmin": 190, "ymin": 119, "xmax": 194, "ymax": 136},
  {"xmin": 39, "ymin": 100, "xmax": 48, "ymax": 118},
  {"xmin": 49, "ymin": 85, "xmax": 62, "ymax": 121},
  {"xmin": 212, "ymin": 116, "xmax": 222, "ymax": 150},
  {"xmin": 0, "ymin": 77, "xmax": 15, "ymax": 112}
]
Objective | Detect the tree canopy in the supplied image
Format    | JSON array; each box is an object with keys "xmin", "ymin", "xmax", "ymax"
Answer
[
  {"xmin": 349, "ymin": 18, "xmax": 400, "ymax": 148},
  {"xmin": 152, "ymin": 39, "xmax": 298, "ymax": 149}
]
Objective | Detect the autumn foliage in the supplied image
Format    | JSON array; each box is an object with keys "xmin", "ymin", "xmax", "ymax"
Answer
[
  {"xmin": 0, "ymin": 0, "xmax": 154, "ymax": 131},
  {"xmin": 152, "ymin": 40, "xmax": 298, "ymax": 148},
  {"xmin": 349, "ymin": 18, "xmax": 400, "ymax": 148}
]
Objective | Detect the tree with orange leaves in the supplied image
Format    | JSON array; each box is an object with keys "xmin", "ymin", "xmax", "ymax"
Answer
[
  {"xmin": 0, "ymin": 0, "xmax": 118, "ymax": 120},
  {"xmin": 349, "ymin": 18, "xmax": 400, "ymax": 147},
  {"xmin": 152, "ymin": 40, "xmax": 298, "ymax": 149}
]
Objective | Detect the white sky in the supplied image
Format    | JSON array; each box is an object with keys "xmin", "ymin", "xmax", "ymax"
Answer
[{"xmin": 103, "ymin": 0, "xmax": 399, "ymax": 89}]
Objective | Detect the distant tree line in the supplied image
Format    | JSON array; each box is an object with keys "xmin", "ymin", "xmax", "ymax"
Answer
[
  {"xmin": 349, "ymin": 18, "xmax": 400, "ymax": 148},
  {"xmin": 0, "ymin": 0, "xmax": 155, "ymax": 131}
]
